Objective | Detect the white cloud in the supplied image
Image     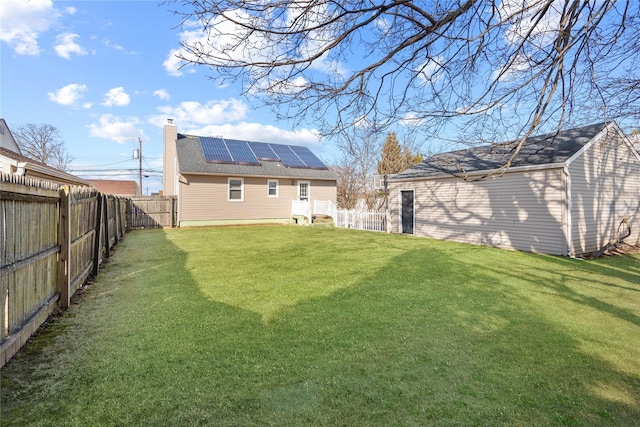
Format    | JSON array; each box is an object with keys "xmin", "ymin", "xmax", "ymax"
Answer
[
  {"xmin": 163, "ymin": 48, "xmax": 185, "ymax": 77},
  {"xmin": 54, "ymin": 33, "xmax": 87, "ymax": 59},
  {"xmin": 259, "ymin": 76, "xmax": 309, "ymax": 96},
  {"xmin": 416, "ymin": 56, "xmax": 443, "ymax": 84},
  {"xmin": 104, "ymin": 38, "xmax": 123, "ymax": 51},
  {"xmin": 499, "ymin": 0, "xmax": 564, "ymax": 46},
  {"xmin": 188, "ymin": 122, "xmax": 322, "ymax": 147},
  {"xmin": 399, "ymin": 112, "xmax": 426, "ymax": 127},
  {"xmin": 47, "ymin": 83, "xmax": 87, "ymax": 106},
  {"xmin": 102, "ymin": 87, "xmax": 131, "ymax": 107},
  {"xmin": 153, "ymin": 89, "xmax": 170, "ymax": 100},
  {"xmin": 103, "ymin": 38, "xmax": 136, "ymax": 55},
  {"xmin": 150, "ymin": 99, "xmax": 249, "ymax": 126},
  {"xmin": 494, "ymin": 0, "xmax": 567, "ymax": 81},
  {"xmin": 164, "ymin": 9, "xmax": 338, "ymax": 78},
  {"xmin": 88, "ymin": 114, "xmax": 146, "ymax": 143},
  {"xmin": 491, "ymin": 53, "xmax": 531, "ymax": 81},
  {"xmin": 375, "ymin": 17, "xmax": 389, "ymax": 33},
  {"xmin": 0, "ymin": 0, "xmax": 59, "ymax": 55},
  {"xmin": 148, "ymin": 97, "xmax": 320, "ymax": 146}
]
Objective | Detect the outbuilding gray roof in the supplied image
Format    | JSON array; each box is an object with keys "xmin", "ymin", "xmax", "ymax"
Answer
[
  {"xmin": 392, "ymin": 122, "xmax": 610, "ymax": 180},
  {"xmin": 176, "ymin": 135, "xmax": 337, "ymax": 180}
]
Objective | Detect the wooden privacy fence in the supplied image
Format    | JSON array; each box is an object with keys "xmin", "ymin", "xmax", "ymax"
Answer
[
  {"xmin": 0, "ymin": 174, "xmax": 127, "ymax": 367},
  {"xmin": 127, "ymin": 196, "xmax": 176, "ymax": 229}
]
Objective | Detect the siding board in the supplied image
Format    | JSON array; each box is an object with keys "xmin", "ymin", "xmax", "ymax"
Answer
[
  {"xmin": 391, "ymin": 169, "xmax": 566, "ymax": 254},
  {"xmin": 179, "ymin": 174, "xmax": 336, "ymax": 224},
  {"xmin": 569, "ymin": 133, "xmax": 640, "ymax": 254}
]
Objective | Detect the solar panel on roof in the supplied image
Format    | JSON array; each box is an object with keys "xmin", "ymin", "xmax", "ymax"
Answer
[
  {"xmin": 248, "ymin": 141, "xmax": 279, "ymax": 160},
  {"xmin": 270, "ymin": 144, "xmax": 306, "ymax": 167},
  {"xmin": 225, "ymin": 139, "xmax": 260, "ymax": 165},
  {"xmin": 289, "ymin": 146, "xmax": 328, "ymax": 169},
  {"xmin": 200, "ymin": 137, "xmax": 232, "ymax": 163},
  {"xmin": 199, "ymin": 136, "xmax": 326, "ymax": 169}
]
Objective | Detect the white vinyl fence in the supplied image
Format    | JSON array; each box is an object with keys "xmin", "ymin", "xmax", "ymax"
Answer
[
  {"xmin": 293, "ymin": 200, "xmax": 386, "ymax": 232},
  {"xmin": 335, "ymin": 209, "xmax": 386, "ymax": 232},
  {"xmin": 314, "ymin": 200, "xmax": 337, "ymax": 219},
  {"xmin": 291, "ymin": 200, "xmax": 312, "ymax": 223}
]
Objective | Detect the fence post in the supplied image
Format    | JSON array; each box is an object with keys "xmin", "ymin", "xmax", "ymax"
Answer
[
  {"xmin": 171, "ymin": 197, "xmax": 176, "ymax": 228},
  {"xmin": 114, "ymin": 197, "xmax": 121, "ymax": 243},
  {"xmin": 92, "ymin": 194, "xmax": 103, "ymax": 277},
  {"xmin": 103, "ymin": 195, "xmax": 110, "ymax": 259},
  {"xmin": 125, "ymin": 198, "xmax": 132, "ymax": 232},
  {"xmin": 57, "ymin": 186, "xmax": 71, "ymax": 309}
]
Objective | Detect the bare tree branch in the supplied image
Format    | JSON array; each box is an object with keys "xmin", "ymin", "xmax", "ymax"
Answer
[
  {"xmin": 167, "ymin": 0, "xmax": 640, "ymax": 173},
  {"xmin": 13, "ymin": 123, "xmax": 74, "ymax": 172}
]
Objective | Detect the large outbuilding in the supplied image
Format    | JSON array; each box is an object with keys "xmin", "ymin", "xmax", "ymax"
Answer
[
  {"xmin": 162, "ymin": 120, "xmax": 337, "ymax": 227},
  {"xmin": 389, "ymin": 122, "xmax": 640, "ymax": 256}
]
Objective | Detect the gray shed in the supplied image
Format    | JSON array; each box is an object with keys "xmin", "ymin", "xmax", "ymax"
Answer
[{"xmin": 389, "ymin": 122, "xmax": 640, "ymax": 256}]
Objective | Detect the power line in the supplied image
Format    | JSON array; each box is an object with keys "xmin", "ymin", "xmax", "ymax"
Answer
[{"xmin": 67, "ymin": 168, "xmax": 162, "ymax": 174}]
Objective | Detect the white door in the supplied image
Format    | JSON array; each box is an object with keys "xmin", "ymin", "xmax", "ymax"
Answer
[{"xmin": 298, "ymin": 181, "xmax": 310, "ymax": 201}]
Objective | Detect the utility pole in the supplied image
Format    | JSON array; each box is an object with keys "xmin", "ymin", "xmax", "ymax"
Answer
[{"xmin": 137, "ymin": 137, "xmax": 142, "ymax": 196}]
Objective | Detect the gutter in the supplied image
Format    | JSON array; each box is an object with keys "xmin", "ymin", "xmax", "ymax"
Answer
[
  {"xmin": 180, "ymin": 170, "xmax": 338, "ymax": 181},
  {"xmin": 18, "ymin": 161, "xmax": 90, "ymax": 186},
  {"xmin": 563, "ymin": 165, "xmax": 572, "ymax": 257},
  {"xmin": 390, "ymin": 162, "xmax": 568, "ymax": 183}
]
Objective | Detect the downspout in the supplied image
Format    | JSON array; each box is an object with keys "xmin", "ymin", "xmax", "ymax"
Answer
[
  {"xmin": 175, "ymin": 157, "xmax": 180, "ymax": 226},
  {"xmin": 563, "ymin": 166, "xmax": 572, "ymax": 257}
]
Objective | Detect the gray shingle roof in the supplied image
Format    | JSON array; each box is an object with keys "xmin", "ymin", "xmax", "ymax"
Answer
[
  {"xmin": 176, "ymin": 135, "xmax": 338, "ymax": 180},
  {"xmin": 392, "ymin": 122, "xmax": 609, "ymax": 180}
]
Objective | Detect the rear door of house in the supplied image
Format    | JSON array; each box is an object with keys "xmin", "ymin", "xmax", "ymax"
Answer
[
  {"xmin": 401, "ymin": 190, "xmax": 414, "ymax": 234},
  {"xmin": 298, "ymin": 181, "xmax": 310, "ymax": 201}
]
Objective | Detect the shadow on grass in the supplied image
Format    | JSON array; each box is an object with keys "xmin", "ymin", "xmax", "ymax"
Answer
[{"xmin": 1, "ymin": 228, "xmax": 639, "ymax": 426}]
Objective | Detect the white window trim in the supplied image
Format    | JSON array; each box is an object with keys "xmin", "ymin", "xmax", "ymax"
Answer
[
  {"xmin": 228, "ymin": 177, "xmax": 244, "ymax": 202},
  {"xmin": 267, "ymin": 179, "xmax": 279, "ymax": 198},
  {"xmin": 298, "ymin": 180, "xmax": 310, "ymax": 201}
]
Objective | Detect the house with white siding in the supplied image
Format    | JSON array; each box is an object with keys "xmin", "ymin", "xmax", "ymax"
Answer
[
  {"xmin": 0, "ymin": 118, "xmax": 88, "ymax": 187},
  {"xmin": 388, "ymin": 122, "xmax": 640, "ymax": 257},
  {"xmin": 162, "ymin": 120, "xmax": 337, "ymax": 227}
]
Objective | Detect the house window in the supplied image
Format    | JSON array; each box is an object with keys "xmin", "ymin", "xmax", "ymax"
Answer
[
  {"xmin": 228, "ymin": 178, "xmax": 244, "ymax": 201},
  {"xmin": 298, "ymin": 181, "xmax": 310, "ymax": 201},
  {"xmin": 267, "ymin": 179, "xmax": 278, "ymax": 197}
]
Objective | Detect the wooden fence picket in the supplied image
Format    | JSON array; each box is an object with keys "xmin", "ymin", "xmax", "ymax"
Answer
[{"xmin": 0, "ymin": 174, "xmax": 128, "ymax": 367}]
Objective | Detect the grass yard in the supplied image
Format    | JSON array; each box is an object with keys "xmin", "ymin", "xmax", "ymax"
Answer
[{"xmin": 1, "ymin": 226, "xmax": 639, "ymax": 426}]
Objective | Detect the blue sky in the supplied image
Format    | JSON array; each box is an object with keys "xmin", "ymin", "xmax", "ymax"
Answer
[
  {"xmin": 2, "ymin": 1, "xmax": 636, "ymax": 195},
  {"xmin": 1, "ymin": 0, "xmax": 329, "ymax": 194}
]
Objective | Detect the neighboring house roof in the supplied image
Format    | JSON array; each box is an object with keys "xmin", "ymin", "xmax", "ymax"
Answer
[
  {"xmin": 88, "ymin": 179, "xmax": 137, "ymax": 196},
  {"xmin": 0, "ymin": 118, "xmax": 21, "ymax": 153},
  {"xmin": 0, "ymin": 146, "xmax": 89, "ymax": 186},
  {"xmin": 176, "ymin": 134, "xmax": 338, "ymax": 180},
  {"xmin": 393, "ymin": 122, "xmax": 612, "ymax": 181}
]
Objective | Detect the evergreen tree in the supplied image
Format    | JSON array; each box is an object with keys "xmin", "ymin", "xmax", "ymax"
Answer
[
  {"xmin": 377, "ymin": 132, "xmax": 422, "ymax": 175},
  {"xmin": 377, "ymin": 132, "xmax": 403, "ymax": 175}
]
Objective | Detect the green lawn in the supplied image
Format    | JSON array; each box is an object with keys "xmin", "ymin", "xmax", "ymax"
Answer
[{"xmin": 2, "ymin": 226, "xmax": 639, "ymax": 426}]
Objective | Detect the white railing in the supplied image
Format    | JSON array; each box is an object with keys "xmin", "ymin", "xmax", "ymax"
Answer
[
  {"xmin": 335, "ymin": 209, "xmax": 386, "ymax": 232},
  {"xmin": 291, "ymin": 200, "xmax": 312, "ymax": 223},
  {"xmin": 314, "ymin": 200, "xmax": 336, "ymax": 219},
  {"xmin": 291, "ymin": 200, "xmax": 385, "ymax": 232}
]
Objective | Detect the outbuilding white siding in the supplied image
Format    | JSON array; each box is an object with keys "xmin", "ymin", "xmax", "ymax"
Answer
[
  {"xmin": 568, "ymin": 130, "xmax": 640, "ymax": 254},
  {"xmin": 389, "ymin": 122, "xmax": 640, "ymax": 256},
  {"xmin": 390, "ymin": 168, "xmax": 567, "ymax": 255}
]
